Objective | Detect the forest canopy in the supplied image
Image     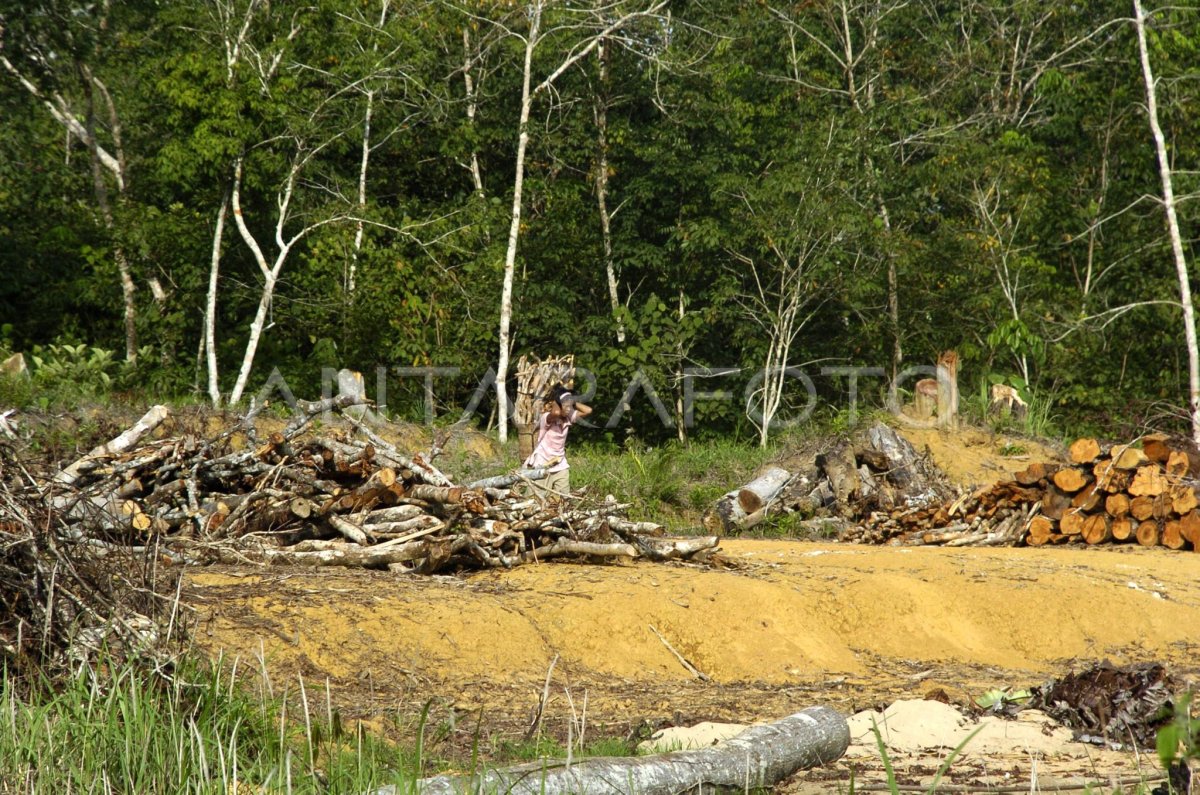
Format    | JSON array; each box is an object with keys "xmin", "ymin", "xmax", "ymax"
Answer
[{"xmin": 0, "ymin": 0, "xmax": 1197, "ymax": 443}]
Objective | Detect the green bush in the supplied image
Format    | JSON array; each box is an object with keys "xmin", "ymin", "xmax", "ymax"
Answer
[{"xmin": 29, "ymin": 342, "xmax": 122, "ymax": 406}]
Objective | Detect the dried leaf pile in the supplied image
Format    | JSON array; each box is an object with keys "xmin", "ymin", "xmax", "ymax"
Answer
[{"xmin": 1031, "ymin": 661, "xmax": 1176, "ymax": 749}]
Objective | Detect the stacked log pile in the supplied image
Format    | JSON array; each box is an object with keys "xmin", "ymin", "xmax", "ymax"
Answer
[
  {"xmin": 1019, "ymin": 434, "xmax": 1200, "ymax": 550},
  {"xmin": 847, "ymin": 481, "xmax": 1041, "ymax": 546},
  {"xmin": 41, "ymin": 400, "xmax": 717, "ymax": 572},
  {"xmin": 852, "ymin": 433, "xmax": 1200, "ymax": 551}
]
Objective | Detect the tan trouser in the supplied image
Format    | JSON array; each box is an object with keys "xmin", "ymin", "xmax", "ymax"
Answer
[{"xmin": 529, "ymin": 468, "xmax": 570, "ymax": 501}]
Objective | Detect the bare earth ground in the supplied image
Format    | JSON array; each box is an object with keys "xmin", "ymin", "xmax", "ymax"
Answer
[
  {"xmin": 184, "ymin": 541, "xmax": 1200, "ymax": 789},
  {"xmin": 179, "ymin": 426, "xmax": 1197, "ymax": 790}
]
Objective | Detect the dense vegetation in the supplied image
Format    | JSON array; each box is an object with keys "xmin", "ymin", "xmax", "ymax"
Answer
[{"xmin": 1, "ymin": 0, "xmax": 1198, "ymax": 442}]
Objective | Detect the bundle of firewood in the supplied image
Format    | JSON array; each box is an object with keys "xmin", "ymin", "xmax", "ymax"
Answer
[
  {"xmin": 1019, "ymin": 434, "xmax": 1200, "ymax": 550},
  {"xmin": 848, "ymin": 481, "xmax": 1040, "ymax": 546},
  {"xmin": 853, "ymin": 433, "xmax": 1200, "ymax": 551},
  {"xmin": 40, "ymin": 399, "xmax": 717, "ymax": 572},
  {"xmin": 513, "ymin": 354, "xmax": 575, "ymax": 461}
]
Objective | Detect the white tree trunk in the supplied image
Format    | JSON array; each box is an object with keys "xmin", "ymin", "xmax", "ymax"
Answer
[
  {"xmin": 1133, "ymin": 0, "xmax": 1200, "ymax": 445},
  {"xmin": 463, "ymin": 26, "xmax": 485, "ymax": 196},
  {"xmin": 491, "ymin": 1, "xmax": 667, "ymax": 443},
  {"xmin": 206, "ymin": 191, "xmax": 229, "ymax": 406},
  {"xmin": 497, "ymin": 4, "xmax": 542, "ymax": 444},
  {"xmin": 228, "ymin": 156, "xmax": 292, "ymax": 406},
  {"xmin": 350, "ymin": 88, "xmax": 374, "ymax": 298}
]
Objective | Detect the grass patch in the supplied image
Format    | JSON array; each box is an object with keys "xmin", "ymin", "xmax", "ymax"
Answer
[
  {"xmin": 570, "ymin": 439, "xmax": 775, "ymax": 531},
  {"xmin": 0, "ymin": 653, "xmax": 418, "ymax": 794},
  {"xmin": 493, "ymin": 734, "xmax": 635, "ymax": 763}
]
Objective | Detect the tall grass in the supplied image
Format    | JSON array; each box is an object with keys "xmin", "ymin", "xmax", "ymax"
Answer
[
  {"xmin": 570, "ymin": 439, "xmax": 775, "ymax": 529},
  {"xmin": 0, "ymin": 654, "xmax": 415, "ymax": 794}
]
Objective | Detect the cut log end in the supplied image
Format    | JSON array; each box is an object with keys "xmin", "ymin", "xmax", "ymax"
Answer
[{"xmin": 1068, "ymin": 437, "xmax": 1102, "ymax": 465}]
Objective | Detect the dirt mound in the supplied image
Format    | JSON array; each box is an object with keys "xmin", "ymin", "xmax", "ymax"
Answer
[
  {"xmin": 897, "ymin": 426, "xmax": 1062, "ymax": 488},
  {"xmin": 185, "ymin": 539, "xmax": 1200, "ymax": 784}
]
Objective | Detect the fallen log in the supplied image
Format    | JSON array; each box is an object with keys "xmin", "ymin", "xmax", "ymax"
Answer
[
  {"xmin": 467, "ymin": 468, "xmax": 551, "ymax": 491},
  {"xmin": 528, "ymin": 539, "xmax": 637, "ymax": 560},
  {"xmin": 1128, "ymin": 466, "xmax": 1168, "ymax": 497},
  {"xmin": 703, "ymin": 468, "xmax": 791, "ymax": 534},
  {"xmin": 376, "ymin": 706, "xmax": 849, "ymax": 795},
  {"xmin": 818, "ymin": 443, "xmax": 860, "ymax": 505},
  {"xmin": 1068, "ymin": 437, "xmax": 1102, "ymax": 465},
  {"xmin": 1142, "ymin": 434, "xmax": 1173, "ymax": 464},
  {"xmin": 186, "ymin": 536, "xmax": 470, "ymax": 568},
  {"xmin": 1052, "ymin": 468, "xmax": 1089, "ymax": 493},
  {"xmin": 1111, "ymin": 444, "xmax": 1149, "ymax": 470}
]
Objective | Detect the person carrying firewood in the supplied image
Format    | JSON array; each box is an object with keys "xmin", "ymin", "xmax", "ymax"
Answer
[{"xmin": 524, "ymin": 384, "xmax": 591, "ymax": 500}]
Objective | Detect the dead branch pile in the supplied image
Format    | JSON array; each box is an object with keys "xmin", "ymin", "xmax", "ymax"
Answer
[
  {"xmin": 847, "ymin": 481, "xmax": 1041, "ymax": 546},
  {"xmin": 853, "ymin": 434, "xmax": 1200, "ymax": 550},
  {"xmin": 37, "ymin": 399, "xmax": 715, "ymax": 574},
  {"xmin": 1031, "ymin": 661, "xmax": 1176, "ymax": 749},
  {"xmin": 704, "ymin": 422, "xmax": 955, "ymax": 535},
  {"xmin": 0, "ymin": 442, "xmax": 172, "ymax": 676}
]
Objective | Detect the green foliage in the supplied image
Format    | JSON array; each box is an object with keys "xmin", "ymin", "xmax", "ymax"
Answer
[
  {"xmin": 0, "ymin": 0, "xmax": 1197, "ymax": 437},
  {"xmin": 1157, "ymin": 692, "xmax": 1200, "ymax": 772},
  {"xmin": 29, "ymin": 342, "xmax": 122, "ymax": 405},
  {"xmin": 0, "ymin": 653, "xmax": 415, "ymax": 793},
  {"xmin": 571, "ymin": 439, "xmax": 773, "ymax": 529}
]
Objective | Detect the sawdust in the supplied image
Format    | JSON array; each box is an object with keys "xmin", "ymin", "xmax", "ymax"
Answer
[
  {"xmin": 787, "ymin": 700, "xmax": 1152, "ymax": 793},
  {"xmin": 896, "ymin": 426, "xmax": 1063, "ymax": 488}
]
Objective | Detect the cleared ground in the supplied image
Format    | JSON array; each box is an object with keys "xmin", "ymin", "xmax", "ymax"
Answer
[{"xmin": 185, "ymin": 538, "xmax": 1200, "ymax": 787}]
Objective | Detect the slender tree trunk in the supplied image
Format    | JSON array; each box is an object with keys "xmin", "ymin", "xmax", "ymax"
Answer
[
  {"xmin": 1133, "ymin": 0, "xmax": 1200, "ymax": 445},
  {"xmin": 349, "ymin": 0, "xmax": 391, "ymax": 300},
  {"xmin": 463, "ymin": 26, "xmax": 485, "ymax": 196},
  {"xmin": 350, "ymin": 88, "xmax": 373, "ymax": 298},
  {"xmin": 879, "ymin": 201, "xmax": 901, "ymax": 411},
  {"xmin": 594, "ymin": 39, "xmax": 625, "ymax": 345},
  {"xmin": 497, "ymin": 5, "xmax": 542, "ymax": 444},
  {"xmin": 675, "ymin": 288, "xmax": 687, "ymax": 442},
  {"xmin": 81, "ymin": 66, "xmax": 137, "ymax": 363},
  {"xmin": 228, "ymin": 157, "xmax": 291, "ymax": 406},
  {"xmin": 206, "ymin": 191, "xmax": 229, "ymax": 406}
]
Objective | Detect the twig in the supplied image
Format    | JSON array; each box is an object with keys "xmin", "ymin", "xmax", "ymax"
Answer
[
  {"xmin": 524, "ymin": 653, "xmax": 559, "ymax": 741},
  {"xmin": 648, "ymin": 624, "xmax": 709, "ymax": 681}
]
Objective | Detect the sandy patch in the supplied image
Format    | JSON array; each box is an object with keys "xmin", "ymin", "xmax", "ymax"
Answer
[{"xmin": 897, "ymin": 426, "xmax": 1062, "ymax": 488}]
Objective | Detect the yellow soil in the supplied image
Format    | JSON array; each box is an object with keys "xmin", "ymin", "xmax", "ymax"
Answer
[
  {"xmin": 179, "ymin": 421, "xmax": 1194, "ymax": 787},
  {"xmin": 897, "ymin": 425, "xmax": 1062, "ymax": 487},
  {"xmin": 186, "ymin": 541, "xmax": 1200, "ymax": 769}
]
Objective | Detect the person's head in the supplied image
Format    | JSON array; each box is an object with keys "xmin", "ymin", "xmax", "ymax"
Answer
[{"xmin": 545, "ymin": 384, "xmax": 576, "ymax": 419}]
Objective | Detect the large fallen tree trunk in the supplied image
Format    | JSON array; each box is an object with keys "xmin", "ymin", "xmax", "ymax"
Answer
[{"xmin": 370, "ymin": 705, "xmax": 848, "ymax": 795}]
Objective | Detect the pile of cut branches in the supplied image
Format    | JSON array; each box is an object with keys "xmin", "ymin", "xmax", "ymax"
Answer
[
  {"xmin": 0, "ymin": 442, "xmax": 172, "ymax": 676},
  {"xmin": 36, "ymin": 399, "xmax": 716, "ymax": 574}
]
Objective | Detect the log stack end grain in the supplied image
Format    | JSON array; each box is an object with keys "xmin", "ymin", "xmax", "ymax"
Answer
[{"xmin": 859, "ymin": 433, "xmax": 1200, "ymax": 552}]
